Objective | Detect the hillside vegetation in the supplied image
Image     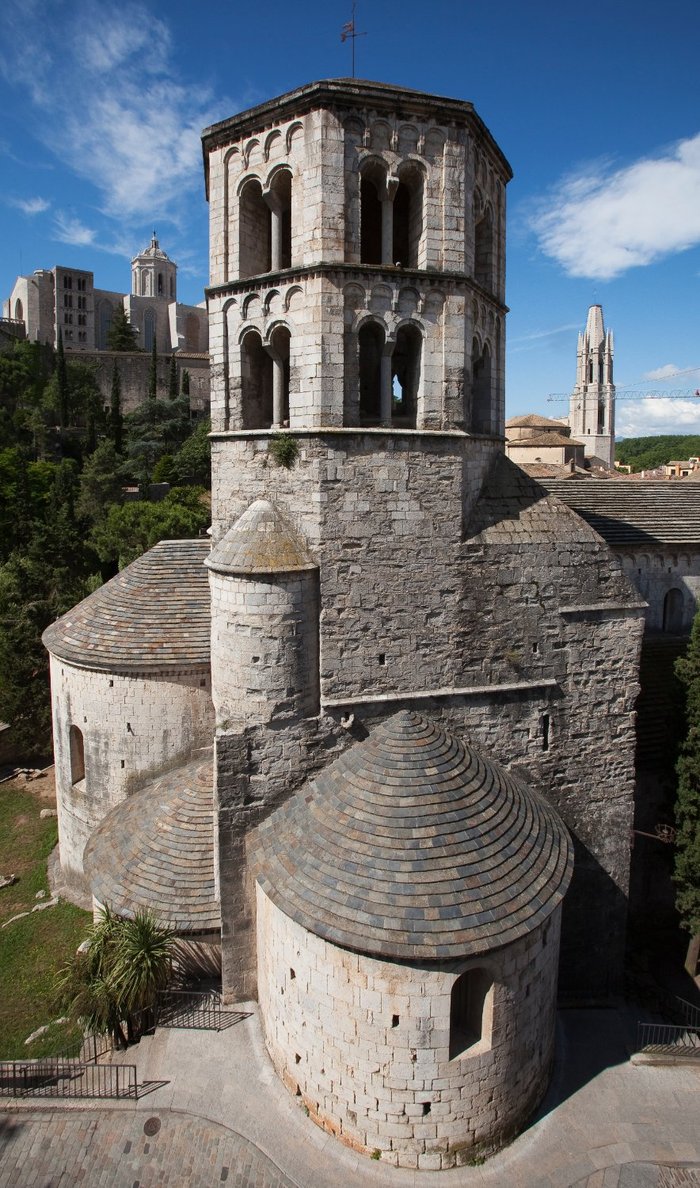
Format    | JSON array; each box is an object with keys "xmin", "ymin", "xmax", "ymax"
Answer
[{"xmin": 616, "ymin": 435, "xmax": 700, "ymax": 473}]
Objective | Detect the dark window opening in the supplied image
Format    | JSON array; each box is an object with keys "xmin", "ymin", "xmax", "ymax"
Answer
[
  {"xmin": 239, "ymin": 178, "xmax": 272, "ymax": 278},
  {"xmin": 391, "ymin": 1014, "xmax": 399, "ymax": 1027},
  {"xmin": 241, "ymin": 330, "xmax": 273, "ymax": 428},
  {"xmin": 474, "ymin": 208, "xmax": 493, "ymax": 291},
  {"xmin": 542, "ymin": 712, "xmax": 550, "ymax": 752},
  {"xmin": 663, "ymin": 588, "xmax": 684, "ymax": 634},
  {"xmin": 269, "ymin": 170, "xmax": 293, "ymax": 270},
  {"xmin": 391, "ymin": 324, "xmax": 421, "ymax": 426},
  {"xmin": 449, "ymin": 968, "xmax": 492, "ymax": 1059},
  {"xmin": 470, "ymin": 340, "xmax": 492, "ymax": 434},
  {"xmin": 358, "ymin": 322, "xmax": 384, "ymax": 424},
  {"xmin": 360, "ymin": 176, "xmax": 383, "ymax": 265},
  {"xmin": 421, "ymin": 1102, "xmax": 431, "ymax": 1116},
  {"xmin": 157, "ymin": 272, "xmax": 163, "ymax": 296},
  {"xmin": 393, "ymin": 168, "xmax": 423, "ymax": 268},
  {"xmin": 69, "ymin": 725, "xmax": 85, "ymax": 785}
]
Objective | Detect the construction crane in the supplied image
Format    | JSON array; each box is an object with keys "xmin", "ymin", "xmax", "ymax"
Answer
[{"xmin": 547, "ymin": 388, "xmax": 700, "ymax": 403}]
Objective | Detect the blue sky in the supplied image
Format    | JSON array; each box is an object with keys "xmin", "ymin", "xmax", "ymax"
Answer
[{"xmin": 1, "ymin": 0, "xmax": 699, "ymax": 437}]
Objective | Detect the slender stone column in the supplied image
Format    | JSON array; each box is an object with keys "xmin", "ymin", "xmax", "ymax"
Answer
[
  {"xmin": 381, "ymin": 198, "xmax": 393, "ymax": 266},
  {"xmin": 264, "ymin": 192, "xmax": 283, "ymax": 271},
  {"xmin": 272, "ymin": 352, "xmax": 285, "ymax": 427}
]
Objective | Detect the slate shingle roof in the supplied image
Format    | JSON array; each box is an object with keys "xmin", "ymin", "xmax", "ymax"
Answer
[
  {"xmin": 253, "ymin": 711, "xmax": 572, "ymax": 961},
  {"xmin": 42, "ymin": 539, "xmax": 211, "ymax": 672},
  {"xmin": 206, "ymin": 500, "xmax": 316, "ymax": 575},
  {"xmin": 84, "ymin": 750, "xmax": 219, "ymax": 933},
  {"xmin": 540, "ymin": 479, "xmax": 700, "ymax": 547}
]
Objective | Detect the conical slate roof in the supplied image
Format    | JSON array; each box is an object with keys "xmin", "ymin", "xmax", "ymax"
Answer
[
  {"xmin": 84, "ymin": 750, "xmax": 219, "ymax": 934},
  {"xmin": 254, "ymin": 711, "xmax": 572, "ymax": 961},
  {"xmin": 42, "ymin": 539, "xmax": 210, "ymax": 672},
  {"xmin": 205, "ymin": 499, "xmax": 316, "ymax": 575}
]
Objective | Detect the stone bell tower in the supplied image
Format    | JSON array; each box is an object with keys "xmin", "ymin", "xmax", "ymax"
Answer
[
  {"xmin": 568, "ymin": 304, "xmax": 615, "ymax": 469},
  {"xmin": 202, "ymin": 79, "xmax": 513, "ymax": 998}
]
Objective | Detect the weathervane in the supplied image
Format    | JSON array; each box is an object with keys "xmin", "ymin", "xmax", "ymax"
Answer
[{"xmin": 341, "ymin": 2, "xmax": 366, "ymax": 79}]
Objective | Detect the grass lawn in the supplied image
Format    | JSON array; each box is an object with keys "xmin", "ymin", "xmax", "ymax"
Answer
[{"xmin": 0, "ymin": 780, "xmax": 91, "ymax": 1059}]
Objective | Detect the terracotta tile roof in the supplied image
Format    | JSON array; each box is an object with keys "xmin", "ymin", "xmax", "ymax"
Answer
[
  {"xmin": 42, "ymin": 539, "xmax": 211, "ymax": 672},
  {"xmin": 84, "ymin": 750, "xmax": 219, "ymax": 933},
  {"xmin": 505, "ymin": 414, "xmax": 568, "ymax": 429},
  {"xmin": 253, "ymin": 711, "xmax": 572, "ymax": 961},
  {"xmin": 539, "ymin": 479, "xmax": 700, "ymax": 546}
]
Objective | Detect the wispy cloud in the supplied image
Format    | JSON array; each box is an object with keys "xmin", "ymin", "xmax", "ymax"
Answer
[
  {"xmin": 8, "ymin": 196, "xmax": 50, "ymax": 215},
  {"xmin": 510, "ymin": 323, "xmax": 580, "ymax": 345},
  {"xmin": 52, "ymin": 212, "xmax": 135, "ymax": 257},
  {"xmin": 0, "ymin": 1, "xmax": 228, "ymax": 225},
  {"xmin": 529, "ymin": 134, "xmax": 700, "ymax": 280},
  {"xmin": 617, "ymin": 398, "xmax": 700, "ymax": 438},
  {"xmin": 642, "ymin": 364, "xmax": 682, "ymax": 382}
]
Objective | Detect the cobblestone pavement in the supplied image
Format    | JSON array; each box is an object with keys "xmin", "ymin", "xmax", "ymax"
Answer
[{"xmin": 0, "ymin": 1109, "xmax": 296, "ymax": 1188}]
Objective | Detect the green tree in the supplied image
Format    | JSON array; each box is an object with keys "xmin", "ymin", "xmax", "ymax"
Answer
[
  {"xmin": 122, "ymin": 396, "xmax": 192, "ymax": 491},
  {"xmin": 57, "ymin": 907, "xmax": 175, "ymax": 1046},
  {"xmin": 172, "ymin": 418, "xmax": 211, "ymax": 487},
  {"xmin": 168, "ymin": 354, "xmax": 178, "ymax": 399},
  {"xmin": 109, "ymin": 359, "xmax": 123, "ymax": 453},
  {"xmin": 180, "ymin": 369, "xmax": 190, "ymax": 398},
  {"xmin": 674, "ymin": 616, "xmax": 700, "ymax": 977},
  {"xmin": 76, "ymin": 441, "xmax": 124, "ymax": 526},
  {"xmin": 148, "ymin": 335, "xmax": 158, "ymax": 400},
  {"xmin": 91, "ymin": 487, "xmax": 209, "ymax": 569},
  {"xmin": 106, "ymin": 307, "xmax": 139, "ymax": 352}
]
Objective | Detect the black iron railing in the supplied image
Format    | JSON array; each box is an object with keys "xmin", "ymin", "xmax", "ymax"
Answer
[
  {"xmin": 636, "ymin": 1021, "xmax": 700, "ymax": 1057},
  {"xmin": 155, "ymin": 989, "xmax": 249, "ymax": 1031},
  {"xmin": 0, "ymin": 1058, "xmax": 138, "ymax": 1099},
  {"xmin": 673, "ymin": 996, "xmax": 700, "ymax": 1030}
]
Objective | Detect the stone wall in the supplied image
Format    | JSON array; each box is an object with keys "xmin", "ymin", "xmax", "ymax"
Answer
[
  {"xmin": 49, "ymin": 657, "xmax": 214, "ymax": 893},
  {"xmin": 257, "ymin": 886, "xmax": 561, "ymax": 1169},
  {"xmin": 68, "ymin": 350, "xmax": 210, "ymax": 416},
  {"xmin": 617, "ymin": 546, "xmax": 700, "ymax": 635}
]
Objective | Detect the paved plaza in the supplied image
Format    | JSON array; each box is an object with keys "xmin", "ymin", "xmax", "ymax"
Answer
[{"xmin": 1, "ymin": 1007, "xmax": 698, "ymax": 1187}]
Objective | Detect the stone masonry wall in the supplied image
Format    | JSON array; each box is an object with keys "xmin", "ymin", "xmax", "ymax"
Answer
[
  {"xmin": 49, "ymin": 657, "xmax": 214, "ymax": 893},
  {"xmin": 257, "ymin": 886, "xmax": 562, "ymax": 1170},
  {"xmin": 617, "ymin": 546, "xmax": 700, "ymax": 635}
]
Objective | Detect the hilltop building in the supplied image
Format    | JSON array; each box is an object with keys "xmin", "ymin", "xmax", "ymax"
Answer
[
  {"xmin": 3, "ymin": 234, "xmax": 210, "ymax": 416},
  {"xmin": 43, "ymin": 81, "xmax": 646, "ymax": 1169},
  {"xmin": 505, "ymin": 412, "xmax": 585, "ymax": 469}
]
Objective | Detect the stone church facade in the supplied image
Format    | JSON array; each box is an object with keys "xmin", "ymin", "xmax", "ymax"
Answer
[{"xmin": 43, "ymin": 80, "xmax": 646, "ymax": 1168}]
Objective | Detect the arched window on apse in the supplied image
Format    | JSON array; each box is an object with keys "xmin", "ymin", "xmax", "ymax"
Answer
[
  {"xmin": 474, "ymin": 206, "xmax": 493, "ymax": 292},
  {"xmin": 143, "ymin": 309, "xmax": 156, "ymax": 353},
  {"xmin": 69, "ymin": 725, "xmax": 85, "ymax": 786},
  {"xmin": 393, "ymin": 165, "xmax": 423, "ymax": 268},
  {"xmin": 449, "ymin": 968, "xmax": 493, "ymax": 1059},
  {"xmin": 358, "ymin": 322, "xmax": 385, "ymax": 424},
  {"xmin": 470, "ymin": 340, "xmax": 492, "ymax": 434},
  {"xmin": 663, "ymin": 588, "xmax": 684, "ymax": 634},
  {"xmin": 391, "ymin": 324, "xmax": 421, "ymax": 426},
  {"xmin": 241, "ymin": 330, "xmax": 273, "ymax": 428}
]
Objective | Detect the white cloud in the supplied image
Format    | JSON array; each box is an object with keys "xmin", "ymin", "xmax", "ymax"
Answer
[
  {"xmin": 617, "ymin": 398, "xmax": 700, "ymax": 438},
  {"xmin": 530, "ymin": 134, "xmax": 700, "ymax": 279},
  {"xmin": 8, "ymin": 196, "xmax": 50, "ymax": 215},
  {"xmin": 642, "ymin": 364, "xmax": 681, "ymax": 381},
  {"xmin": 0, "ymin": 1, "xmax": 227, "ymax": 224},
  {"xmin": 510, "ymin": 322, "xmax": 580, "ymax": 345},
  {"xmin": 53, "ymin": 213, "xmax": 97, "ymax": 247}
]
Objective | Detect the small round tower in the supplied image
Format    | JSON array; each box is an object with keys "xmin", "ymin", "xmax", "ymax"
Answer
[{"xmin": 205, "ymin": 499, "xmax": 320, "ymax": 731}]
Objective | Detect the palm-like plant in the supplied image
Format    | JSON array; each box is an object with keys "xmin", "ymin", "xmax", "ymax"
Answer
[{"xmin": 56, "ymin": 906, "xmax": 176, "ymax": 1047}]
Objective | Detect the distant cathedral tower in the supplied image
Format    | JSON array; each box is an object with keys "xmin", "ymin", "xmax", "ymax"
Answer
[
  {"xmin": 568, "ymin": 304, "xmax": 615, "ymax": 468},
  {"xmin": 131, "ymin": 232, "xmax": 177, "ymax": 301}
]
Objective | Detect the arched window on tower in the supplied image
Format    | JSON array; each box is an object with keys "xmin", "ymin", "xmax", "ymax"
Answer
[
  {"xmin": 358, "ymin": 322, "xmax": 385, "ymax": 424},
  {"xmin": 470, "ymin": 340, "xmax": 492, "ymax": 434},
  {"xmin": 663, "ymin": 588, "xmax": 684, "ymax": 634},
  {"xmin": 69, "ymin": 725, "xmax": 85, "ymax": 786},
  {"xmin": 474, "ymin": 205, "xmax": 494, "ymax": 292},
  {"xmin": 266, "ymin": 169, "xmax": 293, "ymax": 271},
  {"xmin": 98, "ymin": 301, "xmax": 113, "ymax": 349},
  {"xmin": 239, "ymin": 179, "xmax": 271, "ymax": 278},
  {"xmin": 391, "ymin": 324, "xmax": 421, "ymax": 426},
  {"xmin": 449, "ymin": 968, "xmax": 493, "ymax": 1059},
  {"xmin": 360, "ymin": 165, "xmax": 385, "ymax": 265},
  {"xmin": 14, "ymin": 298, "xmax": 23, "ymax": 322},
  {"xmin": 170, "ymin": 276, "xmax": 175, "ymax": 299},
  {"xmin": 157, "ymin": 272, "xmax": 164, "ymax": 296},
  {"xmin": 241, "ymin": 330, "xmax": 273, "ymax": 428},
  {"xmin": 393, "ymin": 164, "xmax": 423, "ymax": 268},
  {"xmin": 267, "ymin": 325, "xmax": 291, "ymax": 426}
]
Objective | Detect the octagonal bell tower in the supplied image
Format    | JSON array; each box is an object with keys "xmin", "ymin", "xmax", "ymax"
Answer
[{"xmin": 202, "ymin": 81, "xmax": 513, "ymax": 998}]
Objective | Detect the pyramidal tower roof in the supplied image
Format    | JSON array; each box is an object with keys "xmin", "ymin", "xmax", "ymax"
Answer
[
  {"xmin": 584, "ymin": 304, "xmax": 605, "ymax": 348},
  {"xmin": 205, "ymin": 499, "xmax": 316, "ymax": 575},
  {"xmin": 253, "ymin": 711, "xmax": 573, "ymax": 961}
]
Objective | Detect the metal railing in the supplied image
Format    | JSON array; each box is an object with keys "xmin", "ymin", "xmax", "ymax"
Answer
[
  {"xmin": 0, "ymin": 1058, "xmax": 138, "ymax": 1099},
  {"xmin": 636, "ymin": 1021, "xmax": 700, "ymax": 1057},
  {"xmin": 673, "ymin": 996, "xmax": 700, "ymax": 1030},
  {"xmin": 155, "ymin": 988, "xmax": 249, "ymax": 1032}
]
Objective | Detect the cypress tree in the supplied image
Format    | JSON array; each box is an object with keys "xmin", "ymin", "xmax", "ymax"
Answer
[
  {"xmin": 56, "ymin": 329, "xmax": 69, "ymax": 428},
  {"xmin": 109, "ymin": 359, "xmax": 123, "ymax": 453},
  {"xmin": 180, "ymin": 369, "xmax": 190, "ymax": 398},
  {"xmin": 674, "ymin": 616, "xmax": 700, "ymax": 977},
  {"xmin": 168, "ymin": 354, "xmax": 178, "ymax": 400},
  {"xmin": 148, "ymin": 335, "xmax": 158, "ymax": 400}
]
